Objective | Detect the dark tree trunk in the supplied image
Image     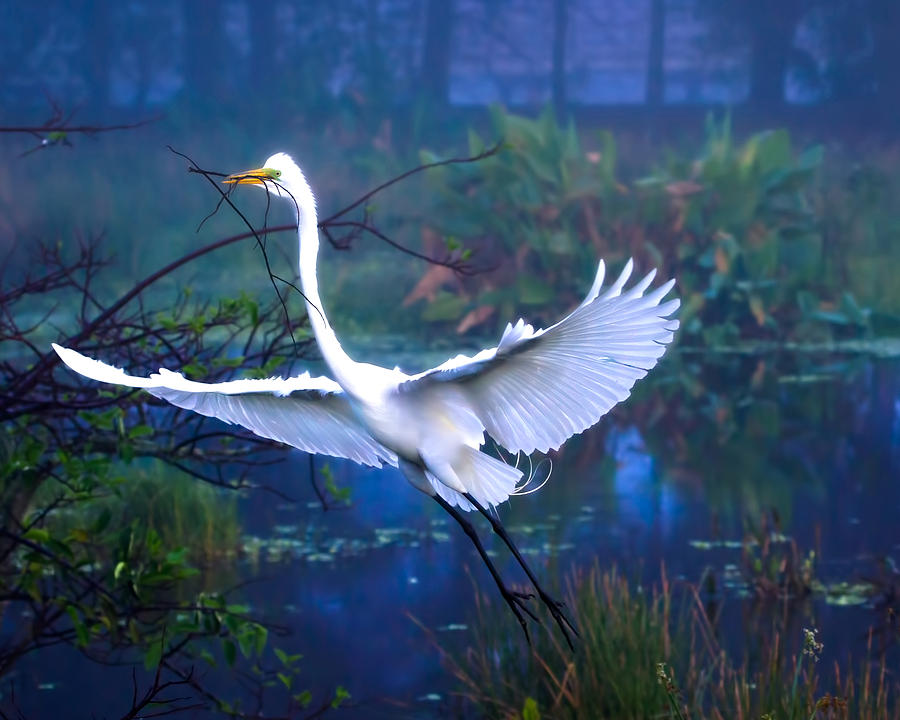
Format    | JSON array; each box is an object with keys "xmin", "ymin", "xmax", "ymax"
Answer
[
  {"xmin": 869, "ymin": 0, "xmax": 900, "ymax": 122},
  {"xmin": 746, "ymin": 0, "xmax": 798, "ymax": 107},
  {"xmin": 81, "ymin": 0, "xmax": 111, "ymax": 112},
  {"xmin": 421, "ymin": 0, "xmax": 454, "ymax": 107},
  {"xmin": 248, "ymin": 0, "xmax": 277, "ymax": 87},
  {"xmin": 183, "ymin": 0, "xmax": 224, "ymax": 106},
  {"xmin": 551, "ymin": 0, "xmax": 568, "ymax": 119},
  {"xmin": 646, "ymin": 0, "xmax": 665, "ymax": 106},
  {"xmin": 364, "ymin": 0, "xmax": 389, "ymax": 111}
]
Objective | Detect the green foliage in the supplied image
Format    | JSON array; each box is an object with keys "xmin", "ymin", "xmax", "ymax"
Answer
[
  {"xmin": 521, "ymin": 696, "xmax": 541, "ymax": 720},
  {"xmin": 740, "ymin": 509, "xmax": 819, "ymax": 600},
  {"xmin": 1, "ymin": 446, "xmax": 336, "ymax": 712},
  {"xmin": 418, "ymin": 106, "xmax": 611, "ymax": 330},
  {"xmin": 320, "ymin": 463, "xmax": 352, "ymax": 505},
  {"xmin": 438, "ymin": 565, "xmax": 680, "ymax": 718},
  {"xmin": 435, "ymin": 564, "xmax": 899, "ymax": 719},
  {"xmin": 1, "ymin": 264, "xmax": 337, "ymax": 712},
  {"xmin": 417, "ymin": 109, "xmax": 891, "ymax": 347}
]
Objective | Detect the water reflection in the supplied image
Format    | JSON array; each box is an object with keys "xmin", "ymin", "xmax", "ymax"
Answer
[
  {"xmin": 9, "ymin": 357, "xmax": 900, "ymax": 716},
  {"xmin": 239, "ymin": 356, "xmax": 899, "ymax": 712}
]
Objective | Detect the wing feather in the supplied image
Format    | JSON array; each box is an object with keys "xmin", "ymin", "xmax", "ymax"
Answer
[
  {"xmin": 403, "ymin": 260, "xmax": 679, "ymax": 454},
  {"xmin": 52, "ymin": 344, "xmax": 394, "ymax": 467}
]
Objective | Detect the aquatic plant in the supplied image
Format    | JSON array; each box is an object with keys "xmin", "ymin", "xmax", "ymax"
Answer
[
  {"xmin": 427, "ymin": 563, "xmax": 900, "ymax": 719},
  {"xmin": 740, "ymin": 508, "xmax": 818, "ymax": 600},
  {"xmin": 414, "ymin": 108, "xmax": 891, "ymax": 349}
]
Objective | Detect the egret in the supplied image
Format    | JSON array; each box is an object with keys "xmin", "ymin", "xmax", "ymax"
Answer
[{"xmin": 53, "ymin": 153, "xmax": 680, "ymax": 646}]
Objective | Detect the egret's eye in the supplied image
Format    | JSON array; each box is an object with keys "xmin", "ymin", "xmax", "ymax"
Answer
[
  {"xmin": 273, "ymin": 170, "xmax": 282, "ymax": 178},
  {"xmin": 261, "ymin": 167, "xmax": 282, "ymax": 180}
]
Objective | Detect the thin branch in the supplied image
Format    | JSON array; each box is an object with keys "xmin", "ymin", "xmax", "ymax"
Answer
[
  {"xmin": 319, "ymin": 141, "xmax": 504, "ymax": 224},
  {"xmin": 0, "ymin": 118, "xmax": 161, "ymax": 135}
]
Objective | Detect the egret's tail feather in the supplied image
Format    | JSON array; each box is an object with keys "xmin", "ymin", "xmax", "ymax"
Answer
[
  {"xmin": 426, "ymin": 446, "xmax": 524, "ymax": 511},
  {"xmin": 511, "ymin": 455, "xmax": 553, "ymax": 496}
]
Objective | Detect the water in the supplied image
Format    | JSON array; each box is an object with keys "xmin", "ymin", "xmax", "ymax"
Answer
[{"xmin": 7, "ymin": 354, "xmax": 897, "ymax": 717}]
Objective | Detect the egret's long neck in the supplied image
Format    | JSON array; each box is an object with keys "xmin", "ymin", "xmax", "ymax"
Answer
[{"xmin": 294, "ymin": 196, "xmax": 364, "ymax": 397}]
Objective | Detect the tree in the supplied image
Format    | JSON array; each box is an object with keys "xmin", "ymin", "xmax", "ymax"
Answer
[
  {"xmin": 420, "ymin": 0, "xmax": 455, "ymax": 108},
  {"xmin": 1, "ymin": 119, "xmax": 492, "ymax": 715},
  {"xmin": 646, "ymin": 0, "xmax": 666, "ymax": 107},
  {"xmin": 696, "ymin": 0, "xmax": 808, "ymax": 108},
  {"xmin": 183, "ymin": 0, "xmax": 226, "ymax": 107},
  {"xmin": 551, "ymin": 0, "xmax": 568, "ymax": 119}
]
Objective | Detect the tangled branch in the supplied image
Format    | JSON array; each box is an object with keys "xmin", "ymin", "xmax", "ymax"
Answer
[{"xmin": 0, "ymin": 97, "xmax": 160, "ymax": 157}]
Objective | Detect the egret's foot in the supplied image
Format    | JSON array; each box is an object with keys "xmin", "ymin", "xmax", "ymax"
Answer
[
  {"xmin": 535, "ymin": 591, "xmax": 577, "ymax": 651},
  {"xmin": 500, "ymin": 585, "xmax": 541, "ymax": 645},
  {"xmin": 464, "ymin": 492, "xmax": 579, "ymax": 650},
  {"xmin": 432, "ymin": 494, "xmax": 542, "ymax": 646}
]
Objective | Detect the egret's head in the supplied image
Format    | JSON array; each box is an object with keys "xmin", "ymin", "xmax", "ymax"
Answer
[{"xmin": 223, "ymin": 152, "xmax": 303, "ymax": 196}]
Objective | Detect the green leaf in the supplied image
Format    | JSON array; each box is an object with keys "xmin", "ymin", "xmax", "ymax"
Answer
[
  {"xmin": 223, "ymin": 639, "xmax": 237, "ymax": 667},
  {"xmin": 199, "ymin": 649, "xmax": 217, "ymax": 667},
  {"xmin": 516, "ymin": 276, "xmax": 553, "ymax": 305},
  {"xmin": 796, "ymin": 143, "xmax": 824, "ymax": 171},
  {"xmin": 294, "ymin": 690, "xmax": 312, "ymax": 707},
  {"xmin": 114, "ymin": 560, "xmax": 128, "ymax": 581},
  {"xmin": 255, "ymin": 625, "xmax": 268, "ymax": 656},
  {"xmin": 522, "ymin": 696, "xmax": 541, "ymax": 720},
  {"xmin": 237, "ymin": 627, "xmax": 255, "ymax": 658},
  {"xmin": 421, "ymin": 291, "xmax": 467, "ymax": 322},
  {"xmin": 93, "ymin": 508, "xmax": 112, "ymax": 534},
  {"xmin": 144, "ymin": 638, "xmax": 162, "ymax": 670},
  {"xmin": 66, "ymin": 606, "xmax": 89, "ymax": 647},
  {"xmin": 145, "ymin": 527, "xmax": 162, "ymax": 555},
  {"xmin": 212, "ymin": 355, "xmax": 245, "ymax": 369},
  {"xmin": 165, "ymin": 547, "xmax": 188, "ymax": 565},
  {"xmin": 24, "ymin": 528, "xmax": 50, "ymax": 544},
  {"xmin": 840, "ymin": 292, "xmax": 869, "ymax": 326},
  {"xmin": 418, "ymin": 149, "xmax": 441, "ymax": 166},
  {"xmin": 224, "ymin": 613, "xmax": 241, "ymax": 635},
  {"xmin": 128, "ymin": 424, "xmax": 153, "ymax": 440},
  {"xmin": 331, "ymin": 685, "xmax": 351, "ymax": 708},
  {"xmin": 468, "ymin": 128, "xmax": 485, "ymax": 156},
  {"xmin": 322, "ymin": 464, "xmax": 351, "ymax": 504},
  {"xmin": 181, "ymin": 362, "xmax": 206, "ymax": 378},
  {"xmin": 277, "ymin": 672, "xmax": 292, "ymax": 690}
]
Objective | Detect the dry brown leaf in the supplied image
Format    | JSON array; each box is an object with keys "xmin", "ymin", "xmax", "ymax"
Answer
[
  {"xmin": 580, "ymin": 200, "xmax": 604, "ymax": 253},
  {"xmin": 402, "ymin": 264, "xmax": 458, "ymax": 307},
  {"xmin": 751, "ymin": 359, "xmax": 767, "ymax": 388},
  {"xmin": 420, "ymin": 226, "xmax": 443, "ymax": 254},
  {"xmin": 514, "ymin": 243, "xmax": 531, "ymax": 272},
  {"xmin": 749, "ymin": 295, "xmax": 766, "ymax": 326},
  {"xmin": 665, "ymin": 180, "xmax": 703, "ymax": 197},
  {"xmin": 456, "ymin": 305, "xmax": 496, "ymax": 334},
  {"xmin": 537, "ymin": 204, "xmax": 561, "ymax": 223},
  {"xmin": 715, "ymin": 246, "xmax": 730, "ymax": 274}
]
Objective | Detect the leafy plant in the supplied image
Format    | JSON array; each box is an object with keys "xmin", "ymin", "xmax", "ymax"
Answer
[{"xmin": 416, "ymin": 109, "xmax": 884, "ymax": 348}]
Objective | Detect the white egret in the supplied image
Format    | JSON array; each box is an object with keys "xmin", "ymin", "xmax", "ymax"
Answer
[{"xmin": 53, "ymin": 153, "xmax": 680, "ymax": 646}]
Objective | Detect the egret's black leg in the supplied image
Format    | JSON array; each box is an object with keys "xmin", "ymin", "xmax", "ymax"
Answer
[
  {"xmin": 432, "ymin": 495, "xmax": 540, "ymax": 645},
  {"xmin": 464, "ymin": 493, "xmax": 578, "ymax": 650}
]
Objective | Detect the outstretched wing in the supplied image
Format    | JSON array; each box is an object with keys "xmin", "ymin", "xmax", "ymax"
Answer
[
  {"xmin": 402, "ymin": 259, "xmax": 679, "ymax": 454},
  {"xmin": 52, "ymin": 344, "xmax": 395, "ymax": 468}
]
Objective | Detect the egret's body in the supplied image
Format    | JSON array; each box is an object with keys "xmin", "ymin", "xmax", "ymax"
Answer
[{"xmin": 54, "ymin": 153, "xmax": 680, "ymax": 643}]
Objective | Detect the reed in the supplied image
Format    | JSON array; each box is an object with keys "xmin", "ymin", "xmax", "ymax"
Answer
[{"xmin": 426, "ymin": 563, "xmax": 898, "ymax": 719}]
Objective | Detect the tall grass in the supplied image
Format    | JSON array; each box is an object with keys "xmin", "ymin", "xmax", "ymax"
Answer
[
  {"xmin": 426, "ymin": 564, "xmax": 898, "ymax": 719},
  {"xmin": 41, "ymin": 461, "xmax": 241, "ymax": 565}
]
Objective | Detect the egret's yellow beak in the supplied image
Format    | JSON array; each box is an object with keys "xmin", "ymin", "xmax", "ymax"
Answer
[{"xmin": 223, "ymin": 167, "xmax": 275, "ymax": 185}]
